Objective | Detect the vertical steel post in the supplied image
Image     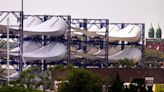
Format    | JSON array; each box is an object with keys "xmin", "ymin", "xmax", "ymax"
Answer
[
  {"xmin": 141, "ymin": 24, "xmax": 145, "ymax": 67},
  {"xmin": 121, "ymin": 24, "xmax": 125, "ymax": 50},
  {"xmin": 43, "ymin": 16, "xmax": 48, "ymax": 70},
  {"xmin": 83, "ymin": 19, "xmax": 87, "ymax": 67},
  {"xmin": 83, "ymin": 19, "xmax": 87, "ymax": 53},
  {"xmin": 67, "ymin": 16, "xmax": 71, "ymax": 65},
  {"xmin": 7, "ymin": 18, "xmax": 10, "ymax": 84},
  {"xmin": 19, "ymin": 11, "xmax": 23, "ymax": 72},
  {"xmin": 105, "ymin": 19, "xmax": 109, "ymax": 68}
]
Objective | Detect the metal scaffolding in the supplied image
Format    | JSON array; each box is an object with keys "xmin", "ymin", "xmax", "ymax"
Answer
[
  {"xmin": 0, "ymin": 12, "xmax": 71, "ymax": 70},
  {"xmin": 0, "ymin": 11, "xmax": 145, "ymax": 69},
  {"xmin": 109, "ymin": 23, "xmax": 145, "ymax": 67},
  {"xmin": 0, "ymin": 11, "xmax": 23, "ymax": 71},
  {"xmin": 70, "ymin": 18, "xmax": 109, "ymax": 68},
  {"xmin": 23, "ymin": 15, "xmax": 71, "ymax": 69}
]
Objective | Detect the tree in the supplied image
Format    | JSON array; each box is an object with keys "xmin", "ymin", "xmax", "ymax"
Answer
[
  {"xmin": 108, "ymin": 73, "xmax": 124, "ymax": 92},
  {"xmin": 108, "ymin": 74, "xmax": 148, "ymax": 92},
  {"xmin": 144, "ymin": 48, "xmax": 164, "ymax": 62},
  {"xmin": 58, "ymin": 68, "xmax": 103, "ymax": 92},
  {"xmin": 12, "ymin": 66, "xmax": 41, "ymax": 90},
  {"xmin": 144, "ymin": 48, "xmax": 164, "ymax": 67},
  {"xmin": 37, "ymin": 70, "xmax": 51, "ymax": 91},
  {"xmin": 0, "ymin": 67, "xmax": 6, "ymax": 86},
  {"xmin": 9, "ymin": 66, "xmax": 52, "ymax": 91}
]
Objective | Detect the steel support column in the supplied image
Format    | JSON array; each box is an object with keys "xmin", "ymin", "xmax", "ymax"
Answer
[
  {"xmin": 121, "ymin": 24, "xmax": 125, "ymax": 50},
  {"xmin": 141, "ymin": 24, "xmax": 145, "ymax": 67},
  {"xmin": 67, "ymin": 16, "xmax": 71, "ymax": 65},
  {"xmin": 19, "ymin": 11, "xmax": 24, "ymax": 72},
  {"xmin": 105, "ymin": 19, "xmax": 109, "ymax": 68}
]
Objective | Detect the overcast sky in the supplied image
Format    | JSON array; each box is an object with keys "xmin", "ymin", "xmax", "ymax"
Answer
[{"xmin": 0, "ymin": 0, "xmax": 164, "ymax": 38}]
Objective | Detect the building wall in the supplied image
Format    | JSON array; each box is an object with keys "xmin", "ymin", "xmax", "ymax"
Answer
[
  {"xmin": 88, "ymin": 68, "xmax": 164, "ymax": 83},
  {"xmin": 146, "ymin": 39, "xmax": 164, "ymax": 53}
]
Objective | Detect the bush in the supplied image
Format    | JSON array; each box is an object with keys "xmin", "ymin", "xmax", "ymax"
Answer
[
  {"xmin": 0, "ymin": 86, "xmax": 42, "ymax": 92},
  {"xmin": 108, "ymin": 73, "xmax": 124, "ymax": 92},
  {"xmin": 58, "ymin": 68, "xmax": 103, "ymax": 92}
]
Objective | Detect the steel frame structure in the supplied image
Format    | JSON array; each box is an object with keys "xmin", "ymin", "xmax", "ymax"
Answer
[
  {"xmin": 70, "ymin": 18, "xmax": 109, "ymax": 68},
  {"xmin": 109, "ymin": 23, "xmax": 145, "ymax": 67},
  {"xmin": 0, "ymin": 11, "xmax": 145, "ymax": 69},
  {"xmin": 22, "ymin": 15, "xmax": 71, "ymax": 70},
  {"xmin": 70, "ymin": 22, "xmax": 145, "ymax": 67},
  {"xmin": 0, "ymin": 11, "xmax": 23, "ymax": 71},
  {"xmin": 0, "ymin": 12, "xmax": 71, "ymax": 70}
]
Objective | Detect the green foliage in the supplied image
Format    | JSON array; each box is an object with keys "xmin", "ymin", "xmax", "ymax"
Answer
[
  {"xmin": 0, "ymin": 66, "xmax": 6, "ymax": 86},
  {"xmin": 11, "ymin": 66, "xmax": 42, "ymax": 90},
  {"xmin": 37, "ymin": 70, "xmax": 51, "ymax": 90},
  {"xmin": 58, "ymin": 68, "xmax": 103, "ymax": 92},
  {"xmin": 0, "ymin": 67, "xmax": 5, "ymax": 78},
  {"xmin": 10, "ymin": 66, "xmax": 52, "ymax": 91},
  {"xmin": 108, "ymin": 74, "xmax": 148, "ymax": 92},
  {"xmin": 108, "ymin": 73, "xmax": 124, "ymax": 92},
  {"xmin": 0, "ymin": 86, "xmax": 42, "ymax": 92},
  {"xmin": 144, "ymin": 48, "xmax": 164, "ymax": 62},
  {"xmin": 49, "ymin": 64, "xmax": 65, "ymax": 72},
  {"xmin": 118, "ymin": 59, "xmax": 135, "ymax": 67},
  {"xmin": 19, "ymin": 66, "xmax": 40, "ymax": 89}
]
